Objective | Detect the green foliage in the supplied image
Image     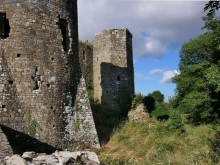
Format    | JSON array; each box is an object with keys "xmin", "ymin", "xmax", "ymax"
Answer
[
  {"xmin": 142, "ymin": 96, "xmax": 155, "ymax": 113},
  {"xmin": 26, "ymin": 110, "xmax": 36, "ymax": 137},
  {"xmin": 73, "ymin": 101, "xmax": 80, "ymax": 132},
  {"xmin": 28, "ymin": 120, "xmax": 36, "ymax": 137},
  {"xmin": 98, "ymin": 118, "xmax": 220, "ymax": 165},
  {"xmin": 204, "ymin": 1, "xmax": 220, "ymax": 17},
  {"xmin": 148, "ymin": 90, "xmax": 164, "ymax": 103},
  {"xmin": 155, "ymin": 102, "xmax": 170, "ymax": 111},
  {"xmin": 167, "ymin": 110, "xmax": 184, "ymax": 131},
  {"xmin": 131, "ymin": 93, "xmax": 144, "ymax": 109},
  {"xmin": 168, "ymin": 96, "xmax": 179, "ymax": 109},
  {"xmin": 91, "ymin": 101, "xmax": 126, "ymax": 145},
  {"xmin": 85, "ymin": 76, "xmax": 93, "ymax": 100},
  {"xmin": 174, "ymin": 14, "xmax": 220, "ymax": 124},
  {"xmin": 209, "ymin": 130, "xmax": 220, "ymax": 163},
  {"xmin": 151, "ymin": 109, "xmax": 170, "ymax": 121}
]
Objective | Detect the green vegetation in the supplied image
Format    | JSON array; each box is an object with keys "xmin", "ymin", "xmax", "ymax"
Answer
[
  {"xmin": 73, "ymin": 101, "xmax": 80, "ymax": 132},
  {"xmin": 204, "ymin": 1, "xmax": 220, "ymax": 16},
  {"xmin": 131, "ymin": 93, "xmax": 144, "ymax": 109},
  {"xmin": 97, "ymin": 118, "xmax": 220, "ymax": 165},
  {"xmin": 26, "ymin": 110, "xmax": 36, "ymax": 137},
  {"xmin": 151, "ymin": 109, "xmax": 169, "ymax": 119},
  {"xmin": 173, "ymin": 14, "xmax": 220, "ymax": 125},
  {"xmin": 148, "ymin": 90, "xmax": 164, "ymax": 103},
  {"xmin": 93, "ymin": 4, "xmax": 220, "ymax": 165}
]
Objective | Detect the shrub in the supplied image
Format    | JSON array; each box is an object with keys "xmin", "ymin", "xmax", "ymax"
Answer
[
  {"xmin": 142, "ymin": 96, "xmax": 155, "ymax": 113},
  {"xmin": 167, "ymin": 109, "xmax": 184, "ymax": 132},
  {"xmin": 131, "ymin": 93, "xmax": 144, "ymax": 109}
]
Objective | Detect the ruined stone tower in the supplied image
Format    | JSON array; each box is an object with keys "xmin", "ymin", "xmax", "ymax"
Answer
[
  {"xmin": 0, "ymin": 0, "xmax": 100, "ymax": 152},
  {"xmin": 93, "ymin": 28, "xmax": 134, "ymax": 107}
]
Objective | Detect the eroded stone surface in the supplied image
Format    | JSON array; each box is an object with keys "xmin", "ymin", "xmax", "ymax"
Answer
[
  {"xmin": 93, "ymin": 28, "xmax": 134, "ymax": 107},
  {"xmin": 0, "ymin": 126, "xmax": 13, "ymax": 160},
  {"xmin": 1, "ymin": 151, "xmax": 101, "ymax": 165},
  {"xmin": 0, "ymin": 0, "xmax": 99, "ymax": 152}
]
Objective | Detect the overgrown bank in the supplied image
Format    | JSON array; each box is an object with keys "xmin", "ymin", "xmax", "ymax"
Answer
[{"xmin": 96, "ymin": 112, "xmax": 220, "ymax": 165}]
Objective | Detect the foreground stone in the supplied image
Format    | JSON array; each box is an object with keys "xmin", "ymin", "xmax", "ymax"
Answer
[
  {"xmin": 0, "ymin": 127, "xmax": 13, "ymax": 160},
  {"xmin": 0, "ymin": 151, "xmax": 101, "ymax": 165},
  {"xmin": 128, "ymin": 104, "xmax": 150, "ymax": 122}
]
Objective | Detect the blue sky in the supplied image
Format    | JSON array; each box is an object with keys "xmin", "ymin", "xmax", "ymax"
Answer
[{"xmin": 78, "ymin": 0, "xmax": 210, "ymax": 101}]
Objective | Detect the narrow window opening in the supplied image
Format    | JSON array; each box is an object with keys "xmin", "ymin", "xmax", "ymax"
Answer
[
  {"xmin": 53, "ymin": 124, "xmax": 55, "ymax": 128},
  {"xmin": 50, "ymin": 106, "xmax": 53, "ymax": 109},
  {"xmin": 97, "ymin": 57, "xmax": 98, "ymax": 61},
  {"xmin": 47, "ymin": 84, "xmax": 50, "ymax": 88},
  {"xmin": 0, "ymin": 12, "xmax": 10, "ymax": 39},
  {"xmin": 106, "ymin": 91, "xmax": 108, "ymax": 94},
  {"xmin": 57, "ymin": 18, "xmax": 69, "ymax": 52},
  {"xmin": 17, "ymin": 54, "xmax": 21, "ymax": 58},
  {"xmin": 117, "ymin": 76, "xmax": 120, "ymax": 81},
  {"xmin": 82, "ymin": 51, "xmax": 85, "ymax": 60},
  {"xmin": 51, "ymin": 57, "xmax": 54, "ymax": 61},
  {"xmin": 33, "ymin": 67, "xmax": 41, "ymax": 90},
  {"xmin": 116, "ymin": 32, "xmax": 119, "ymax": 38},
  {"xmin": 8, "ymin": 80, "xmax": 13, "ymax": 84},
  {"xmin": 2, "ymin": 105, "xmax": 6, "ymax": 108},
  {"xmin": 119, "ymin": 56, "xmax": 121, "ymax": 61}
]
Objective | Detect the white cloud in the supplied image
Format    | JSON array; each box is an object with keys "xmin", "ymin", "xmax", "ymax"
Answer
[
  {"xmin": 135, "ymin": 72, "xmax": 149, "ymax": 81},
  {"xmin": 149, "ymin": 69, "xmax": 164, "ymax": 75},
  {"xmin": 78, "ymin": 1, "xmax": 207, "ymax": 59},
  {"xmin": 144, "ymin": 37, "xmax": 167, "ymax": 58},
  {"xmin": 160, "ymin": 70, "xmax": 180, "ymax": 84}
]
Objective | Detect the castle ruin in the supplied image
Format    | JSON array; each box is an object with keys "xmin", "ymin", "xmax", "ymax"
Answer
[
  {"xmin": 79, "ymin": 28, "xmax": 134, "ymax": 107},
  {"xmin": 0, "ymin": 0, "xmax": 134, "ymax": 156},
  {"xmin": 0, "ymin": 0, "xmax": 99, "ymax": 154}
]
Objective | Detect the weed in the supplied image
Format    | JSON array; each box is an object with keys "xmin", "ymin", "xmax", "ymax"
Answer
[
  {"xmin": 26, "ymin": 110, "xmax": 36, "ymax": 137},
  {"xmin": 97, "ymin": 116, "xmax": 220, "ymax": 165}
]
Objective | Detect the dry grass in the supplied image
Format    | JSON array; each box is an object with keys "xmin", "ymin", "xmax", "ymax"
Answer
[{"xmin": 96, "ymin": 116, "xmax": 220, "ymax": 165}]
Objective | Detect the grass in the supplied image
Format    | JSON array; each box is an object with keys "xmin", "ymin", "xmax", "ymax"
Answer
[
  {"xmin": 96, "ymin": 115, "xmax": 220, "ymax": 165},
  {"xmin": 151, "ymin": 109, "xmax": 170, "ymax": 120},
  {"xmin": 91, "ymin": 102, "xmax": 127, "ymax": 145},
  {"xmin": 90, "ymin": 99, "xmax": 220, "ymax": 164}
]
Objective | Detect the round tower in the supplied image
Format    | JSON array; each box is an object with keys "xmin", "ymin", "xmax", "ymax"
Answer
[
  {"xmin": 93, "ymin": 28, "xmax": 134, "ymax": 107},
  {"xmin": 0, "ymin": 0, "xmax": 100, "ymax": 152}
]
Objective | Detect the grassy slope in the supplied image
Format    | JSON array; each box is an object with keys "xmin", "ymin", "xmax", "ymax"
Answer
[{"xmin": 96, "ymin": 113, "xmax": 220, "ymax": 165}]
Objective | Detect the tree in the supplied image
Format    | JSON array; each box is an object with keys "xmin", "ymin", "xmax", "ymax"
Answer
[
  {"xmin": 173, "ymin": 14, "xmax": 220, "ymax": 124},
  {"xmin": 148, "ymin": 90, "xmax": 164, "ymax": 103},
  {"xmin": 142, "ymin": 96, "xmax": 155, "ymax": 113},
  {"xmin": 204, "ymin": 1, "xmax": 220, "ymax": 16},
  {"xmin": 131, "ymin": 93, "xmax": 144, "ymax": 109}
]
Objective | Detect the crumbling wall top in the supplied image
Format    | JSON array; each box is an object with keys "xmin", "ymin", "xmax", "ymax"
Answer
[
  {"xmin": 94, "ymin": 28, "xmax": 133, "ymax": 38},
  {"xmin": 0, "ymin": 0, "xmax": 76, "ymax": 16}
]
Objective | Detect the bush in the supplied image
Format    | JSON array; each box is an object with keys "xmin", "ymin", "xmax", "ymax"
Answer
[
  {"xmin": 131, "ymin": 93, "xmax": 144, "ymax": 109},
  {"xmin": 142, "ymin": 96, "xmax": 155, "ymax": 113},
  {"xmin": 167, "ymin": 110, "xmax": 184, "ymax": 132}
]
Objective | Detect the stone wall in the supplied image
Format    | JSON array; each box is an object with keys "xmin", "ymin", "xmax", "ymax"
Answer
[
  {"xmin": 93, "ymin": 28, "xmax": 134, "ymax": 107},
  {"xmin": 0, "ymin": 126, "xmax": 13, "ymax": 160},
  {"xmin": 78, "ymin": 40, "xmax": 93, "ymax": 98},
  {"xmin": 0, "ymin": 0, "xmax": 99, "ymax": 152}
]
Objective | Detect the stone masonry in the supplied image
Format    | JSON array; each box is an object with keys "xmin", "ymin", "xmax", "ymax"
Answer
[
  {"xmin": 78, "ymin": 40, "xmax": 93, "ymax": 98},
  {"xmin": 93, "ymin": 28, "xmax": 134, "ymax": 107},
  {"xmin": 0, "ymin": 126, "xmax": 13, "ymax": 160},
  {"xmin": 0, "ymin": 0, "xmax": 100, "ymax": 153}
]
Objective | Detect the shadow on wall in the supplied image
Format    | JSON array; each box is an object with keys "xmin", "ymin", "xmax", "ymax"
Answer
[
  {"xmin": 91, "ymin": 62, "xmax": 133, "ymax": 145},
  {"xmin": 100, "ymin": 62, "xmax": 133, "ymax": 107},
  {"xmin": 0, "ymin": 125, "xmax": 57, "ymax": 154}
]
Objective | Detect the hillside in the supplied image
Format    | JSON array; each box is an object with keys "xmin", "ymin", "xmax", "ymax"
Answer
[{"xmin": 96, "ymin": 108, "xmax": 220, "ymax": 165}]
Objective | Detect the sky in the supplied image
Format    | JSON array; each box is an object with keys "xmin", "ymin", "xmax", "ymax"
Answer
[{"xmin": 78, "ymin": 0, "xmax": 210, "ymax": 102}]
